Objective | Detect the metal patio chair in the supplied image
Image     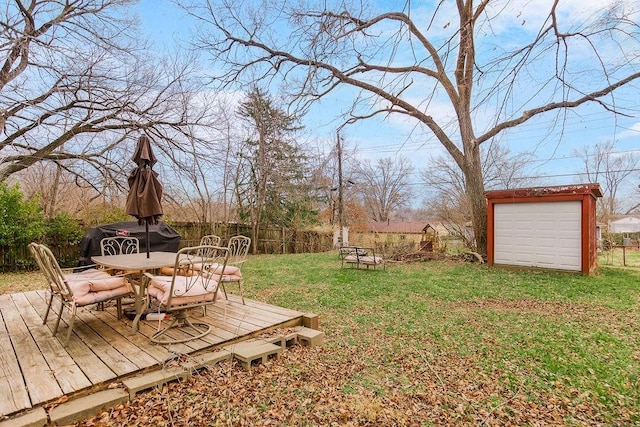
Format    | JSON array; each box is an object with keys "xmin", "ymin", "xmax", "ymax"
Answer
[
  {"xmin": 199, "ymin": 234, "xmax": 221, "ymax": 247},
  {"xmin": 217, "ymin": 235, "xmax": 251, "ymax": 304},
  {"xmin": 144, "ymin": 244, "xmax": 230, "ymax": 344},
  {"xmin": 29, "ymin": 242, "xmax": 133, "ymax": 345},
  {"xmin": 100, "ymin": 236, "xmax": 140, "ymax": 256},
  {"xmin": 99, "ymin": 235, "xmax": 141, "ymax": 305}
]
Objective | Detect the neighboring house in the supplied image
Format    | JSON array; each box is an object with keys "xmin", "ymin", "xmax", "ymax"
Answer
[
  {"xmin": 352, "ymin": 221, "xmax": 449, "ymax": 251},
  {"xmin": 351, "ymin": 221, "xmax": 426, "ymax": 249},
  {"xmin": 609, "ymin": 216, "xmax": 640, "ymax": 234}
]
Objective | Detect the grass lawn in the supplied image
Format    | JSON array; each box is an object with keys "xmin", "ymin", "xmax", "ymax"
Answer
[
  {"xmin": 2, "ymin": 252, "xmax": 639, "ymax": 425},
  {"xmin": 599, "ymin": 246, "xmax": 640, "ymax": 268}
]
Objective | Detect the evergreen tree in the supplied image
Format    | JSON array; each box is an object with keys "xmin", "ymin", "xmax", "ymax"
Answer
[{"xmin": 235, "ymin": 88, "xmax": 314, "ymax": 250}]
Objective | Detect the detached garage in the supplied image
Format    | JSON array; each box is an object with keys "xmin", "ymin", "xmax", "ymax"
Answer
[{"xmin": 485, "ymin": 184, "xmax": 602, "ymax": 275}]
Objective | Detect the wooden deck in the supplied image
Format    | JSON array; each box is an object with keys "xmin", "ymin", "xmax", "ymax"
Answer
[{"xmin": 0, "ymin": 289, "xmax": 306, "ymax": 418}]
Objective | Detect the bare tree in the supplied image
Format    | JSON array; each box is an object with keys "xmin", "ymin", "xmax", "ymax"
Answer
[
  {"xmin": 630, "ymin": 185, "xmax": 640, "ymax": 215},
  {"xmin": 423, "ymin": 143, "xmax": 536, "ymax": 247},
  {"xmin": 158, "ymin": 94, "xmax": 243, "ymax": 225},
  {"xmin": 11, "ymin": 162, "xmax": 93, "ymax": 218},
  {"xmin": 309, "ymin": 137, "xmax": 368, "ymax": 233},
  {"xmin": 0, "ymin": 0, "xmax": 218, "ymax": 202},
  {"xmin": 181, "ymin": 0, "xmax": 640, "ymax": 254},
  {"xmin": 163, "ymin": 138, "xmax": 219, "ymax": 224},
  {"xmin": 352, "ymin": 156, "xmax": 413, "ymax": 222},
  {"xmin": 574, "ymin": 141, "xmax": 639, "ymax": 220}
]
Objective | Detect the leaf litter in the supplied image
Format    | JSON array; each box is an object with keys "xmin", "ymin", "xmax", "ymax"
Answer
[{"xmin": 72, "ymin": 317, "xmax": 638, "ymax": 426}]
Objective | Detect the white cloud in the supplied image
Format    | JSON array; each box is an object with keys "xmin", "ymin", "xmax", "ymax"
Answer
[{"xmin": 617, "ymin": 121, "xmax": 640, "ymax": 140}]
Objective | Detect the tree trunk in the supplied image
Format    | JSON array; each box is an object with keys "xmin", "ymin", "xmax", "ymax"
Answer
[
  {"xmin": 460, "ymin": 131, "xmax": 487, "ymax": 256},
  {"xmin": 464, "ymin": 166, "xmax": 487, "ymax": 256},
  {"xmin": 47, "ymin": 163, "xmax": 63, "ymax": 219}
]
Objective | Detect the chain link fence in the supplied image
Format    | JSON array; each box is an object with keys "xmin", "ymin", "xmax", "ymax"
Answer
[{"xmin": 598, "ymin": 245, "xmax": 640, "ymax": 268}]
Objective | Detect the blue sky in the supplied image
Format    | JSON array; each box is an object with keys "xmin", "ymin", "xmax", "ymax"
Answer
[{"xmin": 135, "ymin": 0, "xmax": 640, "ymax": 204}]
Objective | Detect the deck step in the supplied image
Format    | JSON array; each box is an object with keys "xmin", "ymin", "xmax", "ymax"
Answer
[
  {"xmin": 48, "ymin": 389, "xmax": 129, "ymax": 426},
  {"xmin": 294, "ymin": 326, "xmax": 325, "ymax": 347},
  {"xmin": 262, "ymin": 331, "xmax": 299, "ymax": 348},
  {"xmin": 0, "ymin": 407, "xmax": 47, "ymax": 427},
  {"xmin": 122, "ymin": 366, "xmax": 189, "ymax": 399},
  {"xmin": 224, "ymin": 339, "xmax": 283, "ymax": 370}
]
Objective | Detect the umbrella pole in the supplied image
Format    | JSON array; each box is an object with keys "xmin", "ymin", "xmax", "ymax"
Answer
[{"xmin": 146, "ymin": 221, "xmax": 150, "ymax": 258}]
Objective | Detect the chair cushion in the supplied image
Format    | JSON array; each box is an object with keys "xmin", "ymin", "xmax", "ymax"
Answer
[
  {"xmin": 159, "ymin": 262, "xmax": 205, "ymax": 277},
  {"xmin": 147, "ymin": 275, "xmax": 222, "ymax": 306},
  {"xmin": 159, "ymin": 266, "xmax": 179, "ymax": 276},
  {"xmin": 68, "ymin": 277, "xmax": 133, "ymax": 306},
  {"xmin": 359, "ymin": 256, "xmax": 383, "ymax": 265},
  {"xmin": 64, "ymin": 269, "xmax": 112, "ymax": 281},
  {"xmin": 204, "ymin": 263, "xmax": 242, "ymax": 282},
  {"xmin": 159, "ymin": 264, "xmax": 242, "ymax": 282}
]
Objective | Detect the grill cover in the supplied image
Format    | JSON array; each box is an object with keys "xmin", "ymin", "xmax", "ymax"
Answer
[{"xmin": 78, "ymin": 221, "xmax": 181, "ymax": 266}]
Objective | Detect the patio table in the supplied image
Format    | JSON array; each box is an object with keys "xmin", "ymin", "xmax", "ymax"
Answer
[{"xmin": 91, "ymin": 251, "xmax": 177, "ymax": 332}]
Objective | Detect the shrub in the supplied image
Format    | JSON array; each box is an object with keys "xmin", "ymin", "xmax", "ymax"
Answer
[
  {"xmin": 46, "ymin": 212, "xmax": 85, "ymax": 245},
  {"xmin": 0, "ymin": 183, "xmax": 47, "ymax": 270},
  {"xmin": 81, "ymin": 203, "xmax": 128, "ymax": 226},
  {"xmin": 0, "ymin": 183, "xmax": 46, "ymax": 247}
]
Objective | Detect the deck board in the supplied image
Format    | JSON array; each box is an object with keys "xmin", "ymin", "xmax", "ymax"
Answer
[
  {"xmin": 0, "ymin": 289, "xmax": 306, "ymax": 419},
  {"xmin": 26, "ymin": 291, "xmax": 121, "ymax": 384},
  {"xmin": 1, "ymin": 294, "xmax": 63, "ymax": 406},
  {"xmin": 0, "ymin": 308, "xmax": 31, "ymax": 416},
  {"xmin": 11, "ymin": 293, "xmax": 92, "ymax": 394}
]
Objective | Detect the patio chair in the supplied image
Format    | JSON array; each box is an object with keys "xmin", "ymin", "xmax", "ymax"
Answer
[
  {"xmin": 339, "ymin": 246, "xmax": 385, "ymax": 270},
  {"xmin": 100, "ymin": 236, "xmax": 140, "ymax": 256},
  {"xmin": 144, "ymin": 244, "xmax": 230, "ymax": 344},
  {"xmin": 99, "ymin": 236, "xmax": 141, "ymax": 306},
  {"xmin": 29, "ymin": 243, "xmax": 133, "ymax": 345},
  {"xmin": 29, "ymin": 242, "xmax": 114, "ymax": 315},
  {"xmin": 199, "ymin": 234, "xmax": 221, "ymax": 246},
  {"xmin": 159, "ymin": 234, "xmax": 220, "ymax": 276},
  {"xmin": 99, "ymin": 236, "xmax": 141, "ymax": 276},
  {"xmin": 219, "ymin": 235, "xmax": 251, "ymax": 304}
]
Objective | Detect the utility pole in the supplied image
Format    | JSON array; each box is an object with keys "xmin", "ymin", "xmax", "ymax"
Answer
[{"xmin": 337, "ymin": 129, "xmax": 344, "ymax": 244}]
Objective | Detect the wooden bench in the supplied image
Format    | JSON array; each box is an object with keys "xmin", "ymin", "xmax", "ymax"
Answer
[{"xmin": 339, "ymin": 246, "xmax": 385, "ymax": 270}]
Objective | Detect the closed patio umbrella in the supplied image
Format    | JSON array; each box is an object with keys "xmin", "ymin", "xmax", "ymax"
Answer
[{"xmin": 125, "ymin": 135, "xmax": 163, "ymax": 258}]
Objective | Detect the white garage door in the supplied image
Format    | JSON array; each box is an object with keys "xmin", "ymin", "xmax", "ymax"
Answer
[{"xmin": 494, "ymin": 201, "xmax": 582, "ymax": 271}]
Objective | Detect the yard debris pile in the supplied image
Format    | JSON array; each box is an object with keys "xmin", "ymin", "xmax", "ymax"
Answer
[
  {"xmin": 388, "ymin": 251, "xmax": 450, "ymax": 262},
  {"xmin": 388, "ymin": 250, "xmax": 485, "ymax": 263}
]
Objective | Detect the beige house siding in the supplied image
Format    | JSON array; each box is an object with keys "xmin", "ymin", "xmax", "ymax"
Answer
[
  {"xmin": 349, "ymin": 221, "xmax": 448, "ymax": 251},
  {"xmin": 352, "ymin": 230, "xmax": 423, "ymax": 250}
]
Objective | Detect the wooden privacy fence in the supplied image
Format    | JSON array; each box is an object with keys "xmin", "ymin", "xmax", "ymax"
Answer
[
  {"xmin": 1, "ymin": 241, "xmax": 78, "ymax": 272},
  {"xmin": 171, "ymin": 222, "xmax": 334, "ymax": 254},
  {"xmin": 2, "ymin": 223, "xmax": 333, "ymax": 271}
]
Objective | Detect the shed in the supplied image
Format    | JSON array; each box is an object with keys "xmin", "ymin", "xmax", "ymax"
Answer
[{"xmin": 485, "ymin": 184, "xmax": 602, "ymax": 275}]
